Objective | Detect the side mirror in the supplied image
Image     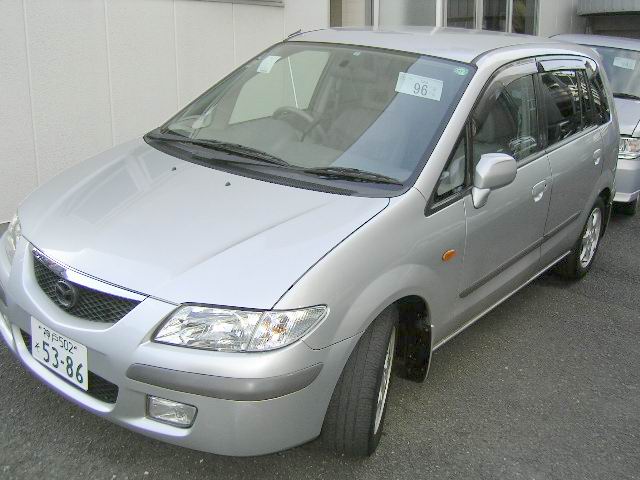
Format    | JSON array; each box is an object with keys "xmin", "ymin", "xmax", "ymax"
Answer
[{"xmin": 472, "ymin": 153, "xmax": 517, "ymax": 208}]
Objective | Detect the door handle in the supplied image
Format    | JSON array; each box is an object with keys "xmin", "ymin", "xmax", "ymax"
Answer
[
  {"xmin": 593, "ymin": 149, "xmax": 602, "ymax": 166},
  {"xmin": 532, "ymin": 180, "xmax": 547, "ymax": 202}
]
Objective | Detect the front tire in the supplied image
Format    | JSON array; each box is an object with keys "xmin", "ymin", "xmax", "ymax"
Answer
[
  {"xmin": 555, "ymin": 198, "xmax": 605, "ymax": 280},
  {"xmin": 321, "ymin": 306, "xmax": 398, "ymax": 457}
]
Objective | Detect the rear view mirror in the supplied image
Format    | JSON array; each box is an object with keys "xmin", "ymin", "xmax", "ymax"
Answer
[{"xmin": 472, "ymin": 153, "xmax": 517, "ymax": 208}]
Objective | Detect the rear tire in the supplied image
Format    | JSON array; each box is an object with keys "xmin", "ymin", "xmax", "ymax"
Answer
[
  {"xmin": 555, "ymin": 198, "xmax": 605, "ymax": 280},
  {"xmin": 619, "ymin": 197, "xmax": 639, "ymax": 216},
  {"xmin": 321, "ymin": 306, "xmax": 398, "ymax": 457}
]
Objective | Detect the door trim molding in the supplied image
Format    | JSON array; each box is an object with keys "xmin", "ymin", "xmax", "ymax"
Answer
[
  {"xmin": 436, "ymin": 250, "xmax": 571, "ymax": 350},
  {"xmin": 543, "ymin": 211, "xmax": 581, "ymax": 242},
  {"xmin": 458, "ymin": 209, "xmax": 579, "ymax": 299},
  {"xmin": 459, "ymin": 237, "xmax": 543, "ymax": 298}
]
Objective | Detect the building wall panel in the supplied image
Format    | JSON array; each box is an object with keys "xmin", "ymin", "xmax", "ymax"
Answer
[
  {"xmin": 23, "ymin": 0, "xmax": 113, "ymax": 184},
  {"xmin": 537, "ymin": 0, "xmax": 586, "ymax": 36},
  {"xmin": 0, "ymin": 0, "xmax": 38, "ymax": 222},
  {"xmin": 0, "ymin": 0, "xmax": 328, "ymax": 223},
  {"xmin": 106, "ymin": 0, "xmax": 179, "ymax": 143},
  {"xmin": 175, "ymin": 0, "xmax": 235, "ymax": 106}
]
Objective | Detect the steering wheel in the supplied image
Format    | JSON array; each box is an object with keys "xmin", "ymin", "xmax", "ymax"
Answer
[
  {"xmin": 273, "ymin": 106, "xmax": 327, "ymax": 142},
  {"xmin": 273, "ymin": 106, "xmax": 315, "ymax": 125}
]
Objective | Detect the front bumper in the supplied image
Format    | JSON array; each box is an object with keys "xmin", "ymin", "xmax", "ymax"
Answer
[
  {"xmin": 0, "ymin": 238, "xmax": 356, "ymax": 456},
  {"xmin": 613, "ymin": 158, "xmax": 640, "ymax": 203}
]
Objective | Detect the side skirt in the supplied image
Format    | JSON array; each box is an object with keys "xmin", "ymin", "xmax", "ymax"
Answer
[{"xmin": 432, "ymin": 250, "xmax": 571, "ymax": 352}]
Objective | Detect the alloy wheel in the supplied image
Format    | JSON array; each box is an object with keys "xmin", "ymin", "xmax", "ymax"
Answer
[
  {"xmin": 579, "ymin": 207, "xmax": 602, "ymax": 268},
  {"xmin": 374, "ymin": 326, "xmax": 396, "ymax": 434}
]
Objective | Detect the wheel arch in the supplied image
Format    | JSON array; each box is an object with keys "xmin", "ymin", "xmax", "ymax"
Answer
[
  {"xmin": 598, "ymin": 187, "xmax": 613, "ymax": 235},
  {"xmin": 391, "ymin": 295, "xmax": 433, "ymax": 383}
]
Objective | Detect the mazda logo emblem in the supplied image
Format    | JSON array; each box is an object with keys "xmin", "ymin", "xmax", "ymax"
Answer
[{"xmin": 54, "ymin": 280, "xmax": 78, "ymax": 310}]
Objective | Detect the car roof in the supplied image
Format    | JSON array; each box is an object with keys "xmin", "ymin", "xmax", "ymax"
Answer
[
  {"xmin": 553, "ymin": 33, "xmax": 640, "ymax": 52},
  {"xmin": 290, "ymin": 27, "xmax": 577, "ymax": 64}
]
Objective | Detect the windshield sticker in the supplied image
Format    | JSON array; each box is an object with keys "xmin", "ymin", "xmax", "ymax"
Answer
[
  {"xmin": 395, "ymin": 72, "xmax": 443, "ymax": 101},
  {"xmin": 257, "ymin": 55, "xmax": 282, "ymax": 73},
  {"xmin": 613, "ymin": 57, "xmax": 636, "ymax": 70},
  {"xmin": 454, "ymin": 67, "xmax": 469, "ymax": 76}
]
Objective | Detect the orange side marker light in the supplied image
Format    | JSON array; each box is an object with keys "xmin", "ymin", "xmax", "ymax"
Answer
[{"xmin": 442, "ymin": 249, "xmax": 457, "ymax": 262}]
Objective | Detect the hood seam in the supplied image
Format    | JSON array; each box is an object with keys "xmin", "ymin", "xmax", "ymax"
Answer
[{"xmin": 269, "ymin": 197, "xmax": 391, "ymax": 310}]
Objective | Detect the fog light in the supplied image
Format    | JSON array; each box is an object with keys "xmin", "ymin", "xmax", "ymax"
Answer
[{"xmin": 147, "ymin": 396, "xmax": 197, "ymax": 428}]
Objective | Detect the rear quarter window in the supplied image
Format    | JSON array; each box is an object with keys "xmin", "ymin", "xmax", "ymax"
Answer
[{"xmin": 588, "ymin": 70, "xmax": 611, "ymax": 125}]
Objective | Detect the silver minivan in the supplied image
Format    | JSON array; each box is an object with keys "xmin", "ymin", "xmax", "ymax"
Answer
[
  {"xmin": 0, "ymin": 28, "xmax": 618, "ymax": 457},
  {"xmin": 555, "ymin": 34, "xmax": 640, "ymax": 215}
]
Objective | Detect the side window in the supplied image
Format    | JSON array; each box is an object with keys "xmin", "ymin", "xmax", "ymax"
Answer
[
  {"xmin": 588, "ymin": 70, "xmax": 611, "ymax": 125},
  {"xmin": 539, "ymin": 70, "xmax": 582, "ymax": 145},
  {"xmin": 471, "ymin": 74, "xmax": 540, "ymax": 165},
  {"xmin": 436, "ymin": 133, "xmax": 467, "ymax": 202}
]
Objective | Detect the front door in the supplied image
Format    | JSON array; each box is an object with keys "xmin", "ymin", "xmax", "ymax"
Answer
[{"xmin": 457, "ymin": 60, "xmax": 552, "ymax": 322}]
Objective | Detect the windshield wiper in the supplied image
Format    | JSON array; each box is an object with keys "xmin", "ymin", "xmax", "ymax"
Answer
[
  {"xmin": 302, "ymin": 167, "xmax": 403, "ymax": 186},
  {"xmin": 148, "ymin": 133, "xmax": 403, "ymax": 185},
  {"xmin": 207, "ymin": 142, "xmax": 291, "ymax": 167},
  {"xmin": 148, "ymin": 134, "xmax": 290, "ymax": 167},
  {"xmin": 613, "ymin": 92, "xmax": 640, "ymax": 101}
]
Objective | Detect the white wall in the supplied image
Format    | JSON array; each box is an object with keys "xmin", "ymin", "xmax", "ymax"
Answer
[
  {"xmin": 537, "ymin": 0, "xmax": 586, "ymax": 37},
  {"xmin": 0, "ymin": 0, "xmax": 329, "ymax": 223}
]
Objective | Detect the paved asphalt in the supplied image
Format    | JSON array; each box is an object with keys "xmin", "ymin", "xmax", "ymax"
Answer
[{"xmin": 0, "ymin": 213, "xmax": 638, "ymax": 480}]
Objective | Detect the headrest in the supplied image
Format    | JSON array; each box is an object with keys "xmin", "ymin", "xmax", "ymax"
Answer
[
  {"xmin": 475, "ymin": 98, "xmax": 515, "ymax": 143},
  {"xmin": 329, "ymin": 52, "xmax": 379, "ymax": 83}
]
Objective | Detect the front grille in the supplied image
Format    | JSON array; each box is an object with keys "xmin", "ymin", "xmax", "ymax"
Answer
[
  {"xmin": 21, "ymin": 330, "xmax": 119, "ymax": 404},
  {"xmin": 33, "ymin": 253, "xmax": 140, "ymax": 323}
]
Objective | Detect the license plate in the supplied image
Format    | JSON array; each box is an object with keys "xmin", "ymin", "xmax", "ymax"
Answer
[{"xmin": 30, "ymin": 318, "xmax": 89, "ymax": 391}]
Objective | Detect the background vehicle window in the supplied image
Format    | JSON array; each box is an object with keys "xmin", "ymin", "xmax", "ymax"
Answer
[
  {"xmin": 588, "ymin": 70, "xmax": 611, "ymax": 125},
  {"xmin": 589, "ymin": 45, "xmax": 640, "ymax": 100},
  {"xmin": 230, "ymin": 50, "xmax": 330, "ymax": 124},
  {"xmin": 436, "ymin": 133, "xmax": 467, "ymax": 201},
  {"xmin": 472, "ymin": 74, "xmax": 539, "ymax": 165},
  {"xmin": 540, "ymin": 70, "xmax": 582, "ymax": 145}
]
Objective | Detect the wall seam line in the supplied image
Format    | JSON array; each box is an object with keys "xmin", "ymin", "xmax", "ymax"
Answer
[
  {"xmin": 283, "ymin": 1, "xmax": 287, "ymax": 38},
  {"xmin": 232, "ymin": 3, "xmax": 237, "ymax": 65},
  {"xmin": 21, "ymin": 0, "xmax": 41, "ymax": 185},
  {"xmin": 173, "ymin": 0, "xmax": 181, "ymax": 109},
  {"xmin": 103, "ymin": 0, "xmax": 116, "ymax": 146}
]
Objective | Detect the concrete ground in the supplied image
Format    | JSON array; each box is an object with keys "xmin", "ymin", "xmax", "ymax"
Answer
[{"xmin": 0, "ymin": 213, "xmax": 638, "ymax": 480}]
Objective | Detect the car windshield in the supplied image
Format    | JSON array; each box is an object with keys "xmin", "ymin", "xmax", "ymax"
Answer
[
  {"xmin": 153, "ymin": 42, "xmax": 473, "ymax": 192},
  {"xmin": 589, "ymin": 45, "xmax": 640, "ymax": 99}
]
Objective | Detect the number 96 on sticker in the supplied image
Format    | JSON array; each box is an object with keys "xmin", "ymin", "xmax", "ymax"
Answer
[{"xmin": 395, "ymin": 72, "xmax": 443, "ymax": 101}]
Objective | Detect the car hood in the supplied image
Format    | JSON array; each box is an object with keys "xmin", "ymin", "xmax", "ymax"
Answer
[
  {"xmin": 19, "ymin": 139, "xmax": 389, "ymax": 309},
  {"xmin": 614, "ymin": 97, "xmax": 640, "ymax": 137}
]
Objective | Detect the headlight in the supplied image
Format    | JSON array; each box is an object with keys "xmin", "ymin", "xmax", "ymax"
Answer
[
  {"xmin": 4, "ymin": 214, "xmax": 21, "ymax": 263},
  {"xmin": 619, "ymin": 136, "xmax": 640, "ymax": 160},
  {"xmin": 154, "ymin": 305, "xmax": 328, "ymax": 352}
]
